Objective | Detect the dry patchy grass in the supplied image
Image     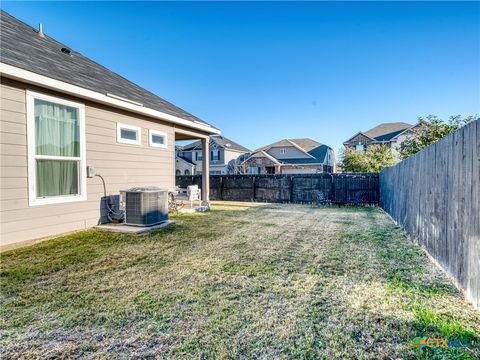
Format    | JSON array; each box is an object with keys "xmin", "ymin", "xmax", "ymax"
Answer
[{"xmin": 1, "ymin": 203, "xmax": 479, "ymax": 359}]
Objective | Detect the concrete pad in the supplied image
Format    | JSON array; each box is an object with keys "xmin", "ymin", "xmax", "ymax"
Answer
[
  {"xmin": 95, "ymin": 220, "xmax": 175, "ymax": 234},
  {"xmin": 178, "ymin": 205, "xmax": 210, "ymax": 213}
]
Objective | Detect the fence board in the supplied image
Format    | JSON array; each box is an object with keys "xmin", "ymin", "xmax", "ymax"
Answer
[{"xmin": 380, "ymin": 120, "xmax": 479, "ymax": 308}]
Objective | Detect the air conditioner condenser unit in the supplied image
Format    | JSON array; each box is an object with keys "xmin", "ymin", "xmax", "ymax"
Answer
[{"xmin": 121, "ymin": 187, "xmax": 168, "ymax": 226}]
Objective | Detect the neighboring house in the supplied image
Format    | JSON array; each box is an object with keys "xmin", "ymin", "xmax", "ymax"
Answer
[
  {"xmin": 177, "ymin": 135, "xmax": 250, "ymax": 175},
  {"xmin": 175, "ymin": 146, "xmax": 196, "ymax": 175},
  {"xmin": 343, "ymin": 122, "xmax": 417, "ymax": 157},
  {"xmin": 243, "ymin": 138, "xmax": 335, "ymax": 174},
  {"xmin": 0, "ymin": 11, "xmax": 220, "ymax": 249}
]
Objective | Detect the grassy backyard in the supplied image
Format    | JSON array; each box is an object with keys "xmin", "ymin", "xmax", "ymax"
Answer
[{"xmin": 1, "ymin": 202, "xmax": 479, "ymax": 359}]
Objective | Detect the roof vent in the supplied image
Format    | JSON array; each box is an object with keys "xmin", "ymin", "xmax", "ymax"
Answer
[
  {"xmin": 61, "ymin": 47, "xmax": 72, "ymax": 55},
  {"xmin": 37, "ymin": 23, "xmax": 45, "ymax": 38},
  {"xmin": 106, "ymin": 93, "xmax": 143, "ymax": 106}
]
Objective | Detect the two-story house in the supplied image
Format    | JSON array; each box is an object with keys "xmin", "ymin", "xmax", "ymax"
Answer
[
  {"xmin": 343, "ymin": 122, "xmax": 415, "ymax": 157},
  {"xmin": 175, "ymin": 146, "xmax": 196, "ymax": 175},
  {"xmin": 243, "ymin": 138, "xmax": 335, "ymax": 174},
  {"xmin": 176, "ymin": 135, "xmax": 250, "ymax": 175}
]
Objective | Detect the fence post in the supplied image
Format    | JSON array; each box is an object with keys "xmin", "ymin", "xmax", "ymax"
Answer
[
  {"xmin": 332, "ymin": 174, "xmax": 337, "ymax": 203},
  {"xmin": 289, "ymin": 176, "xmax": 294, "ymax": 203},
  {"xmin": 251, "ymin": 176, "xmax": 256, "ymax": 202},
  {"xmin": 220, "ymin": 176, "xmax": 224, "ymax": 200}
]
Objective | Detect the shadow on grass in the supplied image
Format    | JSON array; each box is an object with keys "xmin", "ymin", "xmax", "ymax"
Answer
[{"xmin": 340, "ymin": 226, "xmax": 457, "ymax": 298}]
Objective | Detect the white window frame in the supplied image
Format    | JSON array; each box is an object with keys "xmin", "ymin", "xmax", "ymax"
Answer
[
  {"xmin": 248, "ymin": 167, "xmax": 260, "ymax": 175},
  {"xmin": 355, "ymin": 144, "xmax": 365, "ymax": 152},
  {"xmin": 26, "ymin": 90, "xmax": 87, "ymax": 206},
  {"xmin": 211, "ymin": 149, "xmax": 220, "ymax": 161},
  {"xmin": 117, "ymin": 122, "xmax": 141, "ymax": 145},
  {"xmin": 149, "ymin": 129, "xmax": 168, "ymax": 148},
  {"xmin": 280, "ymin": 148, "xmax": 286, "ymax": 154}
]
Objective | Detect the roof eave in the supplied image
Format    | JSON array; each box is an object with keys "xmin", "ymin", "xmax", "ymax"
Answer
[
  {"xmin": 176, "ymin": 156, "xmax": 195, "ymax": 166},
  {"xmin": 343, "ymin": 131, "xmax": 376, "ymax": 144},
  {"xmin": 0, "ymin": 62, "xmax": 221, "ymax": 135},
  {"xmin": 224, "ymin": 147, "xmax": 251, "ymax": 153},
  {"xmin": 242, "ymin": 150, "xmax": 281, "ymax": 165},
  {"xmin": 282, "ymin": 163, "xmax": 325, "ymax": 166},
  {"xmin": 389, "ymin": 126, "xmax": 414, "ymax": 139}
]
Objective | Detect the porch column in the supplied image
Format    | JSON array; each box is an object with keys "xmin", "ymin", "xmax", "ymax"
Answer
[{"xmin": 201, "ymin": 137, "xmax": 210, "ymax": 204}]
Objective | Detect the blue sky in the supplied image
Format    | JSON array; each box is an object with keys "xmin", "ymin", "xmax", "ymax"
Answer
[{"xmin": 3, "ymin": 1, "xmax": 479, "ymax": 152}]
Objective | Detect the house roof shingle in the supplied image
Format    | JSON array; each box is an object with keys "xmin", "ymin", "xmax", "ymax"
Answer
[
  {"xmin": 256, "ymin": 138, "xmax": 321, "ymax": 153},
  {"xmin": 363, "ymin": 122, "xmax": 412, "ymax": 139},
  {"xmin": 251, "ymin": 138, "xmax": 332, "ymax": 165},
  {"xmin": 177, "ymin": 155, "xmax": 195, "ymax": 166},
  {"xmin": 209, "ymin": 135, "xmax": 251, "ymax": 153},
  {"xmin": 181, "ymin": 135, "xmax": 250, "ymax": 153},
  {"xmin": 372, "ymin": 128, "xmax": 409, "ymax": 142},
  {"xmin": 0, "ymin": 10, "xmax": 217, "ymax": 129}
]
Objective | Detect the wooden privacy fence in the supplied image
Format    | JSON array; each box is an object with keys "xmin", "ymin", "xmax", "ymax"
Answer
[
  {"xmin": 380, "ymin": 120, "xmax": 479, "ymax": 308},
  {"xmin": 176, "ymin": 173, "xmax": 379, "ymax": 205}
]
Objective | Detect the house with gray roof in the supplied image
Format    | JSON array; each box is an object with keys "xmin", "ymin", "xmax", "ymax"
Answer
[
  {"xmin": 177, "ymin": 135, "xmax": 250, "ymax": 175},
  {"xmin": 243, "ymin": 139, "xmax": 335, "ymax": 174},
  {"xmin": 0, "ymin": 10, "xmax": 220, "ymax": 249},
  {"xmin": 175, "ymin": 147, "xmax": 196, "ymax": 175},
  {"xmin": 343, "ymin": 122, "xmax": 421, "ymax": 156}
]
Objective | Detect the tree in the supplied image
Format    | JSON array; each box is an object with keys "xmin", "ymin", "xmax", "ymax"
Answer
[
  {"xmin": 399, "ymin": 115, "xmax": 475, "ymax": 159},
  {"xmin": 227, "ymin": 153, "xmax": 250, "ymax": 174},
  {"xmin": 341, "ymin": 145, "xmax": 397, "ymax": 173}
]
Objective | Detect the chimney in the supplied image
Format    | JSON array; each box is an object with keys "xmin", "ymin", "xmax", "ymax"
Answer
[{"xmin": 38, "ymin": 23, "xmax": 45, "ymax": 38}]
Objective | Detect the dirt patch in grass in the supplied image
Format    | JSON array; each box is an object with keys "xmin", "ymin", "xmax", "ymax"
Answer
[{"xmin": 1, "ymin": 203, "xmax": 478, "ymax": 359}]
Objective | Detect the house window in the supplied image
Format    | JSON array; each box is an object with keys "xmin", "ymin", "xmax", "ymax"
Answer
[
  {"xmin": 355, "ymin": 144, "xmax": 365, "ymax": 152},
  {"xmin": 211, "ymin": 150, "xmax": 220, "ymax": 161},
  {"xmin": 196, "ymin": 152, "xmax": 203, "ymax": 161},
  {"xmin": 280, "ymin": 148, "xmax": 286, "ymax": 154},
  {"xmin": 176, "ymin": 169, "xmax": 181, "ymax": 175},
  {"xmin": 117, "ymin": 123, "xmax": 141, "ymax": 145},
  {"xmin": 149, "ymin": 129, "xmax": 167, "ymax": 148},
  {"xmin": 247, "ymin": 167, "xmax": 260, "ymax": 174},
  {"xmin": 26, "ymin": 91, "xmax": 86, "ymax": 206}
]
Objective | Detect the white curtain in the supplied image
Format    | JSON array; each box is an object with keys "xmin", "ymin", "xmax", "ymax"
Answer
[
  {"xmin": 35, "ymin": 99, "xmax": 79, "ymax": 156},
  {"xmin": 34, "ymin": 99, "xmax": 80, "ymax": 197}
]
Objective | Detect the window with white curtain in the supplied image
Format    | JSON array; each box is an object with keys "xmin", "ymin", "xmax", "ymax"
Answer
[{"xmin": 26, "ymin": 91, "xmax": 86, "ymax": 206}]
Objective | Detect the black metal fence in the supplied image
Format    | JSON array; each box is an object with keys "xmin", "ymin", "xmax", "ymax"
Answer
[
  {"xmin": 176, "ymin": 173, "xmax": 379, "ymax": 205},
  {"xmin": 380, "ymin": 120, "xmax": 479, "ymax": 308}
]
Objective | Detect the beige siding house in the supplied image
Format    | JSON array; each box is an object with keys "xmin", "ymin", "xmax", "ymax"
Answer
[{"xmin": 0, "ymin": 11, "xmax": 220, "ymax": 249}]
